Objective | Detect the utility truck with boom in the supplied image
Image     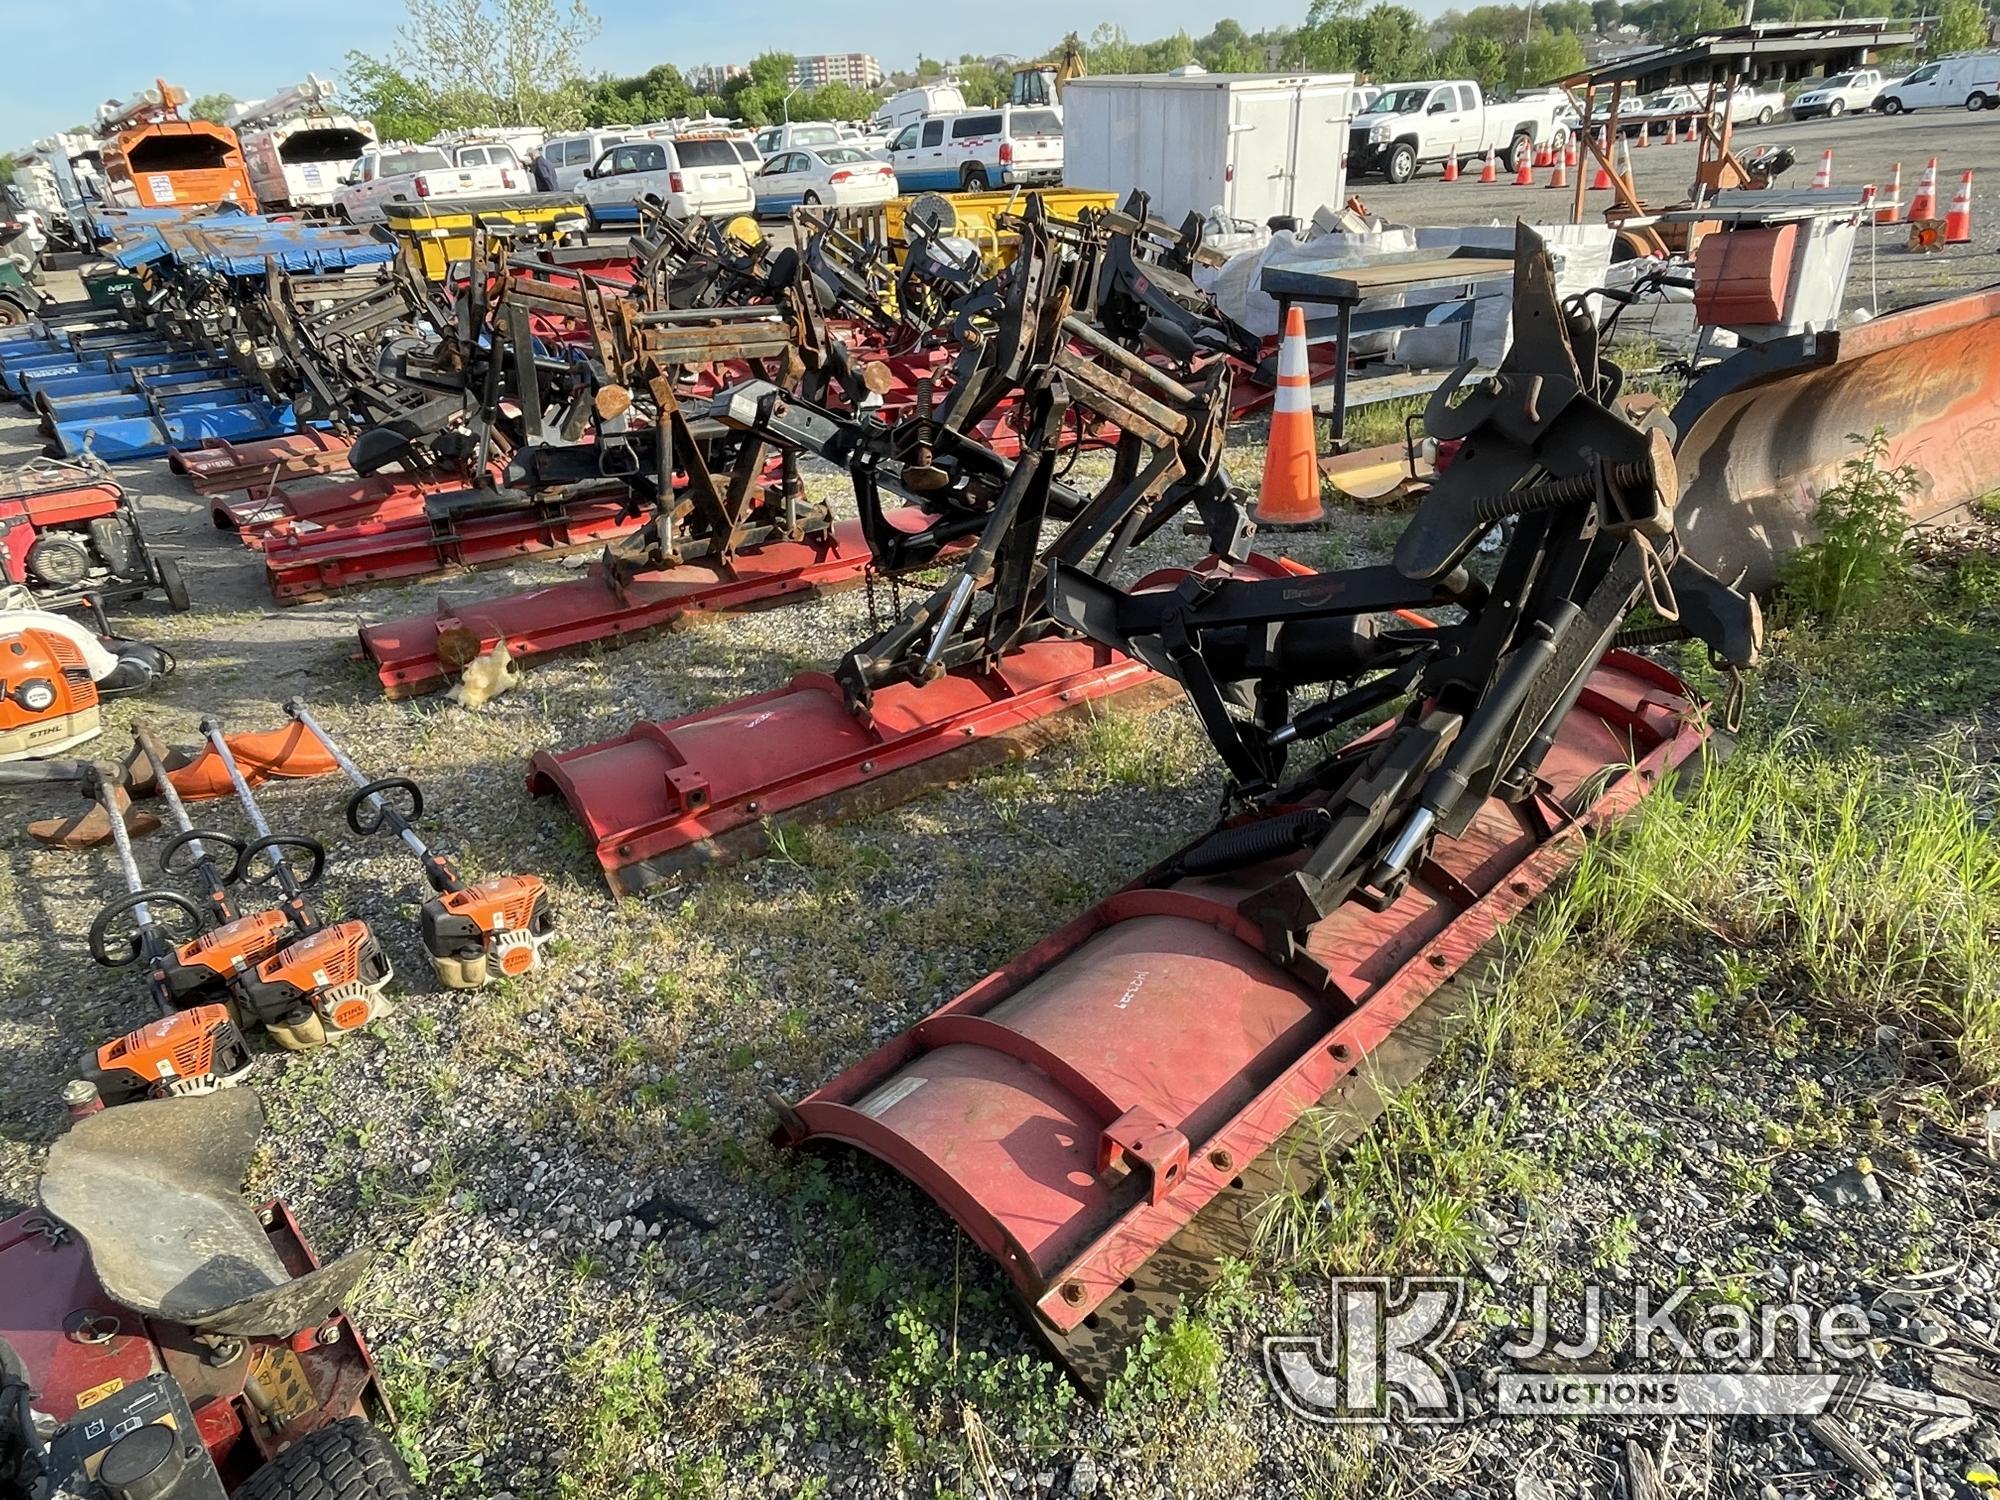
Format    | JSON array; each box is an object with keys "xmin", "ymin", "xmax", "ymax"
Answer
[{"xmin": 234, "ymin": 76, "xmax": 377, "ymax": 212}]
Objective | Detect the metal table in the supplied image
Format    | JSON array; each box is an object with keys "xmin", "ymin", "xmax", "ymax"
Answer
[{"xmin": 1261, "ymin": 248, "xmax": 1515, "ymax": 447}]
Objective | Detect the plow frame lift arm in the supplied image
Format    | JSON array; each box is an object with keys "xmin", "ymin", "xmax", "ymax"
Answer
[
  {"xmin": 715, "ymin": 196, "xmax": 1258, "ymax": 718},
  {"xmin": 1053, "ymin": 225, "xmax": 1761, "ymax": 971},
  {"xmin": 766, "ymin": 225, "xmax": 1761, "ymax": 1393}
]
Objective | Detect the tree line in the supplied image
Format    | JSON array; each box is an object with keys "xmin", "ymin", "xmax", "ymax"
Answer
[{"xmin": 332, "ymin": 0, "xmax": 1987, "ymax": 143}]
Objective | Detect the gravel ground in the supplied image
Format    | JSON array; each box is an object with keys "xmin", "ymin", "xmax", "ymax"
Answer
[{"xmin": 0, "ymin": 216, "xmax": 1994, "ymax": 1500}]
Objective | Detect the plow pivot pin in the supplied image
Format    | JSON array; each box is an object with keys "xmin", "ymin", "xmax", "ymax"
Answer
[{"xmin": 1380, "ymin": 806, "xmax": 1437, "ymax": 877}]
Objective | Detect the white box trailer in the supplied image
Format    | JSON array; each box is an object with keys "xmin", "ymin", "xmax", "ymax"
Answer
[{"xmin": 1061, "ymin": 71, "xmax": 1357, "ymax": 229}]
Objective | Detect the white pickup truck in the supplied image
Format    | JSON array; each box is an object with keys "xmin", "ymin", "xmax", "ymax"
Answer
[
  {"xmin": 1347, "ymin": 80, "xmax": 1571, "ymax": 183},
  {"xmin": 333, "ymin": 145, "xmax": 519, "ymax": 223}
]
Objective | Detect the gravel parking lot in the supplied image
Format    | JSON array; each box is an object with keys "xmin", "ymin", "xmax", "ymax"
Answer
[{"xmin": 1351, "ymin": 105, "xmax": 2000, "ymax": 308}]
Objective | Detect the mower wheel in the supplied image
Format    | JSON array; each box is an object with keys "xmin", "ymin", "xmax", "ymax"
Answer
[
  {"xmin": 236, "ymin": 1419, "xmax": 414, "ymax": 1500},
  {"xmin": 158, "ymin": 556, "xmax": 191, "ymax": 612}
]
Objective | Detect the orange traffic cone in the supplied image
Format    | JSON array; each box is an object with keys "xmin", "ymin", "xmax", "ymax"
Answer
[
  {"xmin": 1618, "ymin": 134, "xmax": 1635, "ymax": 187},
  {"xmin": 1442, "ymin": 143, "xmax": 1460, "ymax": 183},
  {"xmin": 1479, "ymin": 146, "xmax": 1498, "ymax": 183},
  {"xmin": 1811, "ymin": 149, "xmax": 1834, "ymax": 189},
  {"xmin": 1946, "ymin": 169, "xmax": 1974, "ymax": 243},
  {"xmin": 1635, "ymin": 123, "xmax": 1649, "ymax": 148},
  {"xmin": 1878, "ymin": 162, "xmax": 1903, "ymax": 224},
  {"xmin": 1860, "ymin": 184, "xmax": 1878, "ymax": 222},
  {"xmin": 1547, "ymin": 147, "xmax": 1569, "ymax": 189},
  {"xmin": 1256, "ymin": 305, "xmax": 1323, "ymax": 526},
  {"xmin": 1590, "ymin": 130, "xmax": 1613, "ymax": 189},
  {"xmin": 1534, "ymin": 138, "xmax": 1552, "ymax": 168},
  {"xmin": 1908, "ymin": 156, "xmax": 1940, "ymax": 222},
  {"xmin": 1513, "ymin": 149, "xmax": 1534, "ymax": 186}
]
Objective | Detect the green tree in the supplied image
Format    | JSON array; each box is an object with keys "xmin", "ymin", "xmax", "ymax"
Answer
[
  {"xmin": 1931, "ymin": 0, "xmax": 1990, "ymax": 54},
  {"xmin": 342, "ymin": 52, "xmax": 449, "ymax": 141},
  {"xmin": 188, "ymin": 92, "xmax": 237, "ymax": 124},
  {"xmin": 588, "ymin": 63, "xmax": 696, "ymax": 126},
  {"xmin": 350, "ymin": 0, "xmax": 601, "ymax": 131},
  {"xmin": 1591, "ymin": 0, "xmax": 1624, "ymax": 28}
]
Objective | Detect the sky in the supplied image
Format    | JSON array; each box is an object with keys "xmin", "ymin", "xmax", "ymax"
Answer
[{"xmin": 3, "ymin": 0, "xmax": 1320, "ymax": 149}]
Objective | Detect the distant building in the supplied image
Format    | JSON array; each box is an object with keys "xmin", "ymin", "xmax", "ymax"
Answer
[
  {"xmin": 791, "ymin": 53, "xmax": 884, "ymax": 89},
  {"xmin": 689, "ymin": 63, "xmax": 745, "ymax": 93}
]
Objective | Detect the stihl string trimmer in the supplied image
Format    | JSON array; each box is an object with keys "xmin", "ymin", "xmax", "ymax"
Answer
[
  {"xmin": 0, "ymin": 757, "xmax": 251, "ymax": 1108},
  {"xmin": 284, "ymin": 699, "xmax": 554, "ymax": 988},
  {"xmin": 129, "ymin": 720, "xmax": 297, "ymax": 1012},
  {"xmin": 199, "ymin": 716, "xmax": 393, "ymax": 1049}
]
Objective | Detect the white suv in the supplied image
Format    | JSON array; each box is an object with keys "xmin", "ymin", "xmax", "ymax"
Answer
[
  {"xmin": 1789, "ymin": 69, "xmax": 1885, "ymax": 119},
  {"xmin": 886, "ymin": 106, "xmax": 1063, "ymax": 193},
  {"xmin": 577, "ymin": 135, "xmax": 755, "ymax": 227}
]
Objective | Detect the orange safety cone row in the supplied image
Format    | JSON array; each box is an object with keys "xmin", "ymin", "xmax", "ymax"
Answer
[
  {"xmin": 1946, "ymin": 169, "xmax": 1974, "ymax": 243},
  {"xmin": 1878, "ymin": 162, "xmax": 1903, "ymax": 224},
  {"xmin": 1255, "ymin": 305, "xmax": 1323, "ymax": 526},
  {"xmin": 1811, "ymin": 149, "xmax": 1834, "ymax": 189},
  {"xmin": 1514, "ymin": 149, "xmax": 1535, "ymax": 186},
  {"xmin": 1442, "ymin": 142, "xmax": 1460, "ymax": 182},
  {"xmin": 1908, "ymin": 156, "xmax": 1940, "ymax": 222},
  {"xmin": 1479, "ymin": 146, "xmax": 1498, "ymax": 183}
]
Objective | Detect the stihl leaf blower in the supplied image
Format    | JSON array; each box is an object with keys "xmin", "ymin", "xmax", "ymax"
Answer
[
  {"xmin": 0, "ymin": 756, "xmax": 252, "ymax": 1107},
  {"xmin": 284, "ymin": 698, "xmax": 554, "ymax": 987},
  {"xmin": 198, "ymin": 716, "xmax": 394, "ymax": 1049}
]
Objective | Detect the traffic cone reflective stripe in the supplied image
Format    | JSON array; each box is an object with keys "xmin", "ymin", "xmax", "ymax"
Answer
[
  {"xmin": 1908, "ymin": 157, "xmax": 1940, "ymax": 222},
  {"xmin": 1479, "ymin": 146, "xmax": 1498, "ymax": 183},
  {"xmin": 1256, "ymin": 305, "xmax": 1324, "ymax": 526},
  {"xmin": 1878, "ymin": 162, "xmax": 1903, "ymax": 224},
  {"xmin": 1635, "ymin": 122, "xmax": 1649, "ymax": 147},
  {"xmin": 1811, "ymin": 149, "xmax": 1834, "ymax": 189},
  {"xmin": 1946, "ymin": 169, "xmax": 1974, "ymax": 243}
]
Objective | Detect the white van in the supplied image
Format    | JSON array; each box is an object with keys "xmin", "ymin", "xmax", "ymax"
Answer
[
  {"xmin": 751, "ymin": 122, "xmax": 844, "ymax": 159},
  {"xmin": 577, "ymin": 134, "xmax": 756, "ymax": 226},
  {"xmin": 1874, "ymin": 52, "xmax": 2000, "ymax": 112},
  {"xmin": 871, "ymin": 84, "xmax": 969, "ymax": 135},
  {"xmin": 542, "ymin": 129, "xmax": 631, "ymax": 190}
]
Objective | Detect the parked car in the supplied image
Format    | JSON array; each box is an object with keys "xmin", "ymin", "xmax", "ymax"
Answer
[
  {"xmin": 884, "ymin": 105, "xmax": 1063, "ymax": 191},
  {"xmin": 752, "ymin": 122, "xmax": 845, "ymax": 158},
  {"xmin": 576, "ymin": 133, "xmax": 755, "ymax": 226},
  {"xmin": 1875, "ymin": 53, "xmax": 2000, "ymax": 112},
  {"xmin": 1786, "ymin": 70, "xmax": 1876, "ymax": 118},
  {"xmin": 1348, "ymin": 79, "xmax": 1570, "ymax": 182},
  {"xmin": 542, "ymin": 128, "xmax": 632, "ymax": 190},
  {"xmin": 334, "ymin": 145, "xmax": 518, "ymax": 222},
  {"xmin": 753, "ymin": 145, "xmax": 898, "ymax": 212}
]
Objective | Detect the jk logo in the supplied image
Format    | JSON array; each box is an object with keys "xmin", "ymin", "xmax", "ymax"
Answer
[{"xmin": 1263, "ymin": 1276, "xmax": 1467, "ymax": 1424}]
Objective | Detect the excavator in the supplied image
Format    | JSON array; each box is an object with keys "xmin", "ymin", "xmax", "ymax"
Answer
[{"xmin": 1010, "ymin": 33, "xmax": 1087, "ymax": 110}]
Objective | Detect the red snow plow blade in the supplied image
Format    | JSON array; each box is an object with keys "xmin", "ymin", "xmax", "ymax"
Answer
[
  {"xmin": 360, "ymin": 521, "xmax": 884, "ymax": 698},
  {"xmin": 212, "ymin": 471, "xmax": 447, "ymax": 541},
  {"xmin": 772, "ymin": 651, "xmax": 1707, "ymax": 1389},
  {"xmin": 168, "ymin": 430, "xmax": 354, "ymax": 495},
  {"xmin": 261, "ymin": 482, "xmax": 643, "ymax": 604},
  {"xmin": 1673, "ymin": 285, "xmax": 2000, "ymax": 589},
  {"xmin": 528, "ymin": 638, "xmax": 1168, "ymax": 893}
]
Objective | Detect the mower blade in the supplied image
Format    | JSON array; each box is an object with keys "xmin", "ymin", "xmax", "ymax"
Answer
[
  {"xmin": 160, "ymin": 725, "xmax": 340, "ymax": 802},
  {"xmin": 528, "ymin": 639, "xmax": 1174, "ymax": 895},
  {"xmin": 769, "ymin": 652, "xmax": 1709, "ymax": 1391},
  {"xmin": 361, "ymin": 521, "xmax": 882, "ymax": 700},
  {"xmin": 25, "ymin": 784, "xmax": 160, "ymax": 849}
]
